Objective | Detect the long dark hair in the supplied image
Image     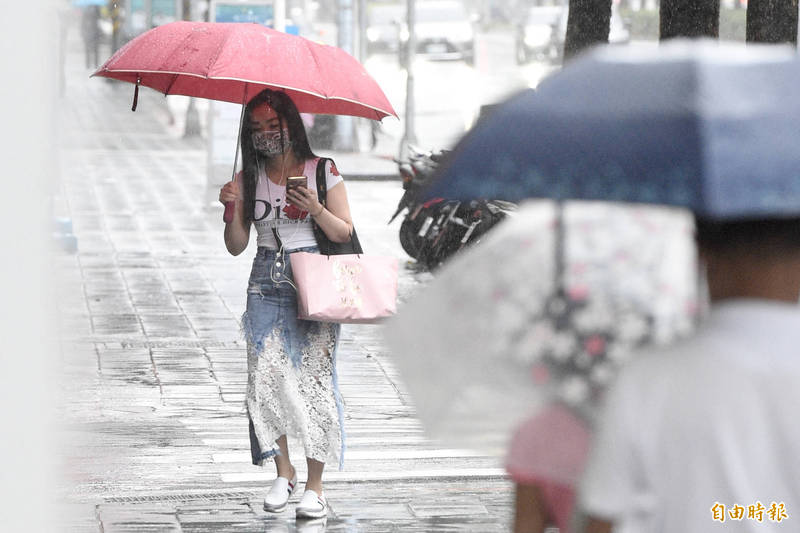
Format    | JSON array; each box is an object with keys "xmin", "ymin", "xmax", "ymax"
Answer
[{"xmin": 240, "ymin": 89, "xmax": 316, "ymax": 222}]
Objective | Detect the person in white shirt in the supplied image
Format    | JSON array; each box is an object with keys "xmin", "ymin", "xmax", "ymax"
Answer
[
  {"xmin": 218, "ymin": 89, "xmax": 355, "ymax": 520},
  {"xmin": 579, "ymin": 217, "xmax": 800, "ymax": 533}
]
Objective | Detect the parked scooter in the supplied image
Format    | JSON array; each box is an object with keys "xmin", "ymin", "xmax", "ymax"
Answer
[
  {"xmin": 391, "ymin": 145, "xmax": 515, "ymax": 270},
  {"xmin": 389, "ymin": 145, "xmax": 447, "ymax": 259}
]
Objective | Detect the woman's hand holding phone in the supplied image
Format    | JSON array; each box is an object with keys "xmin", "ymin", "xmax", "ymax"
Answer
[
  {"xmin": 285, "ymin": 176, "xmax": 320, "ymax": 215},
  {"xmin": 286, "ymin": 176, "xmax": 307, "ymax": 196}
]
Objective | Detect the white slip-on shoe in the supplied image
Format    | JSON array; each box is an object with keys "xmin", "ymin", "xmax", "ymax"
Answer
[
  {"xmin": 263, "ymin": 470, "xmax": 298, "ymax": 513},
  {"xmin": 295, "ymin": 489, "xmax": 328, "ymax": 519}
]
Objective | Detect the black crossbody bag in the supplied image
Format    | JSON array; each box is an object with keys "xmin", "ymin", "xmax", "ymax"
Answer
[{"xmin": 312, "ymin": 157, "xmax": 364, "ymax": 255}]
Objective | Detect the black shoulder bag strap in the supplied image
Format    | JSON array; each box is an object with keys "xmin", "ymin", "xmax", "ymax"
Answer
[
  {"xmin": 315, "ymin": 157, "xmax": 330, "ymax": 212},
  {"xmin": 314, "ymin": 157, "xmax": 363, "ymax": 255}
]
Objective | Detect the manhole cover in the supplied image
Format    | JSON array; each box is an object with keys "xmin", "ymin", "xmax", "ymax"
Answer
[{"xmin": 105, "ymin": 490, "xmax": 256, "ymax": 504}]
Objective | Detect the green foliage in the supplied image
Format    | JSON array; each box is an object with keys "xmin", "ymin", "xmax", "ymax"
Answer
[{"xmin": 620, "ymin": 8, "xmax": 748, "ymax": 41}]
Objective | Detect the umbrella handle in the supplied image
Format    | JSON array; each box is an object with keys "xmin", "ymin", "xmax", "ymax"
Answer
[
  {"xmin": 224, "ymin": 87, "xmax": 248, "ymax": 225},
  {"xmin": 223, "ymin": 201, "xmax": 235, "ymax": 223}
]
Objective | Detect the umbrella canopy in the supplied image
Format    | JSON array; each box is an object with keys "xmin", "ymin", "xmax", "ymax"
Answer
[
  {"xmin": 426, "ymin": 40, "xmax": 800, "ymax": 220},
  {"xmin": 92, "ymin": 21, "xmax": 397, "ymax": 120},
  {"xmin": 384, "ymin": 201, "xmax": 697, "ymax": 452}
]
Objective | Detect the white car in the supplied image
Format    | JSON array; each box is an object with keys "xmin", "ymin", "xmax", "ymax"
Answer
[
  {"xmin": 366, "ymin": 3, "xmax": 405, "ymax": 55},
  {"xmin": 515, "ymin": 6, "xmax": 562, "ymax": 64},
  {"xmin": 409, "ymin": 1, "xmax": 477, "ymax": 64}
]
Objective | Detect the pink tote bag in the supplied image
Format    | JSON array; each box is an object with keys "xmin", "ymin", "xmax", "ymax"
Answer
[{"xmin": 289, "ymin": 252, "xmax": 399, "ymax": 324}]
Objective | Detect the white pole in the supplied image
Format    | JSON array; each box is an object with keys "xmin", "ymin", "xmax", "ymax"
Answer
[
  {"xmin": 274, "ymin": 0, "xmax": 286, "ymax": 32},
  {"xmin": 402, "ymin": 0, "xmax": 417, "ymax": 155},
  {"xmin": 335, "ymin": 0, "xmax": 356, "ymax": 151}
]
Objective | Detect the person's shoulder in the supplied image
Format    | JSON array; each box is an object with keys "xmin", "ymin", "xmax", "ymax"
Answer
[
  {"xmin": 611, "ymin": 339, "xmax": 699, "ymax": 390},
  {"xmin": 320, "ymin": 157, "xmax": 344, "ymax": 186},
  {"xmin": 326, "ymin": 159, "xmax": 341, "ymax": 178},
  {"xmin": 308, "ymin": 156, "xmax": 336, "ymax": 170}
]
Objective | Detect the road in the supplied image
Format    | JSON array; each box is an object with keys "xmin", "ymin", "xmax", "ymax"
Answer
[{"xmin": 365, "ymin": 30, "xmax": 559, "ymax": 156}]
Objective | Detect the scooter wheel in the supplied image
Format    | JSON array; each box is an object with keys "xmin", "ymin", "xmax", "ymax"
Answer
[{"xmin": 399, "ymin": 218, "xmax": 423, "ymax": 259}]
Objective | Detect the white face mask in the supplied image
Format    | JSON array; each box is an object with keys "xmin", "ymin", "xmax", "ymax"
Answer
[{"xmin": 252, "ymin": 128, "xmax": 292, "ymax": 156}]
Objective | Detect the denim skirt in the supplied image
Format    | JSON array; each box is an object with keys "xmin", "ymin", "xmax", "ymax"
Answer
[{"xmin": 242, "ymin": 246, "xmax": 344, "ymax": 469}]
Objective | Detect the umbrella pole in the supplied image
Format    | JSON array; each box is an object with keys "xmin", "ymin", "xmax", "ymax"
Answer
[
  {"xmin": 223, "ymin": 86, "xmax": 248, "ymax": 223},
  {"xmin": 554, "ymin": 201, "xmax": 565, "ymax": 291},
  {"xmin": 550, "ymin": 200, "xmax": 570, "ymax": 330}
]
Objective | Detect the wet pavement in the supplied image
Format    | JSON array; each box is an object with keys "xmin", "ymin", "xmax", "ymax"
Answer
[{"xmin": 55, "ymin": 21, "xmax": 514, "ymax": 533}]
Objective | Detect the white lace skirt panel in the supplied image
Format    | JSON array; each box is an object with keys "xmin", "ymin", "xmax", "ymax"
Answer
[{"xmin": 242, "ymin": 247, "xmax": 345, "ymax": 469}]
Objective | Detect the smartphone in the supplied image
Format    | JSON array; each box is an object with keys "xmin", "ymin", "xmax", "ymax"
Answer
[{"xmin": 286, "ymin": 176, "xmax": 307, "ymax": 193}]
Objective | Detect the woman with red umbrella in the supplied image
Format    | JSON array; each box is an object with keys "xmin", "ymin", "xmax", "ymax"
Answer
[{"xmin": 218, "ymin": 89, "xmax": 354, "ymax": 520}]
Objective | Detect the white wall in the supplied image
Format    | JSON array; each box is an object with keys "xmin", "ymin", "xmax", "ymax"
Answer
[{"xmin": 0, "ymin": 0, "xmax": 56, "ymax": 530}]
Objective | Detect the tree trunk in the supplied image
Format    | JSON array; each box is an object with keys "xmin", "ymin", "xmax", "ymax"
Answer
[
  {"xmin": 660, "ymin": 0, "xmax": 720, "ymax": 40},
  {"xmin": 563, "ymin": 0, "xmax": 612, "ymax": 62},
  {"xmin": 746, "ymin": 0, "xmax": 798, "ymax": 45}
]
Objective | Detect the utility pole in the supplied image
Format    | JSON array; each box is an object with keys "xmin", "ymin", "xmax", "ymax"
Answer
[
  {"xmin": 183, "ymin": 0, "xmax": 201, "ymax": 137},
  {"xmin": 274, "ymin": 0, "xmax": 286, "ymax": 32},
  {"xmin": 357, "ymin": 0, "xmax": 367, "ymax": 62},
  {"xmin": 401, "ymin": 0, "xmax": 417, "ymax": 156},
  {"xmin": 334, "ymin": 0, "xmax": 356, "ymax": 151}
]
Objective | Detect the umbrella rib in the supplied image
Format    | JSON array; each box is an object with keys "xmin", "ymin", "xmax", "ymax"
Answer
[
  {"xmin": 206, "ymin": 23, "xmax": 236, "ymax": 83},
  {"xmin": 306, "ymin": 41, "xmax": 329, "ymax": 99},
  {"xmin": 163, "ymin": 72, "xmax": 180, "ymax": 96},
  {"xmin": 158, "ymin": 21, "xmax": 226, "ymax": 96}
]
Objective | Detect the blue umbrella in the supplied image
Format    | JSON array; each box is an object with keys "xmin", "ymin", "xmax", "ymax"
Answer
[{"xmin": 427, "ymin": 40, "xmax": 800, "ymax": 220}]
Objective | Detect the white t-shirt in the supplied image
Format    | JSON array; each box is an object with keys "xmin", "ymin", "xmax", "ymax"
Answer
[
  {"xmin": 249, "ymin": 157, "xmax": 343, "ymax": 250},
  {"xmin": 579, "ymin": 300, "xmax": 800, "ymax": 533}
]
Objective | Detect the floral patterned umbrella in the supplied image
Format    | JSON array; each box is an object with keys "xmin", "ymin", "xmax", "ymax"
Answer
[{"xmin": 384, "ymin": 201, "xmax": 698, "ymax": 452}]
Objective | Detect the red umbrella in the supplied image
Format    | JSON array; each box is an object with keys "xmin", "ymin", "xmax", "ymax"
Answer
[
  {"xmin": 92, "ymin": 21, "xmax": 397, "ymax": 120},
  {"xmin": 94, "ymin": 21, "xmax": 397, "ymax": 221}
]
